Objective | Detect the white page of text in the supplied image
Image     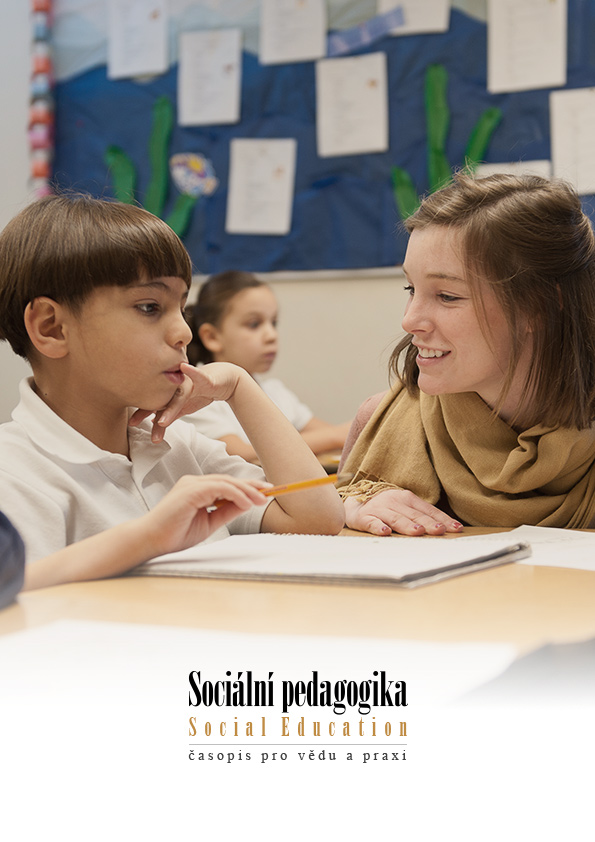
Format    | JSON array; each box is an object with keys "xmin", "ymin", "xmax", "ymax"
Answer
[
  {"xmin": 178, "ymin": 28, "xmax": 242, "ymax": 126},
  {"xmin": 488, "ymin": 0, "xmax": 567, "ymax": 94}
]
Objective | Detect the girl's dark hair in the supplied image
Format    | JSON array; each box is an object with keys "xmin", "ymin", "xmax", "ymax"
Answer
[
  {"xmin": 391, "ymin": 171, "xmax": 595, "ymax": 430},
  {"xmin": 0, "ymin": 193, "xmax": 192, "ymax": 360},
  {"xmin": 188, "ymin": 270, "xmax": 264, "ymax": 364}
]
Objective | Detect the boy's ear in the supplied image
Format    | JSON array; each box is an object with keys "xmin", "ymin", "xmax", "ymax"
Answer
[
  {"xmin": 24, "ymin": 297, "xmax": 69, "ymax": 359},
  {"xmin": 198, "ymin": 322, "xmax": 223, "ymax": 353}
]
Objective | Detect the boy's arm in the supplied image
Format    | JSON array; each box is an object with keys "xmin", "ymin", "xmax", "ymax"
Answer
[
  {"xmin": 0, "ymin": 475, "xmax": 68, "ymax": 564},
  {"xmin": 24, "ymin": 474, "xmax": 269, "ymax": 589},
  {"xmin": 225, "ymin": 372, "xmax": 344, "ymax": 535},
  {"xmin": 134, "ymin": 363, "xmax": 344, "ymax": 535}
]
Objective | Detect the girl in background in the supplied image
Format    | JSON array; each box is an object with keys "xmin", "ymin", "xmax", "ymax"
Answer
[{"xmin": 184, "ymin": 271, "xmax": 351, "ymax": 461}]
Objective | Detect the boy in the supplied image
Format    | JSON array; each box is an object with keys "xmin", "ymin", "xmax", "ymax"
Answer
[{"xmin": 0, "ymin": 195, "xmax": 344, "ymax": 567}]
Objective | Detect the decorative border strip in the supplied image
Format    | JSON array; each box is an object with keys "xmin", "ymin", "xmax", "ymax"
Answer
[{"xmin": 29, "ymin": 0, "xmax": 54, "ymax": 197}]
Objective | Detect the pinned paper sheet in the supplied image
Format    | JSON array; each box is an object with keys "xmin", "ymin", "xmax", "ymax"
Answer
[
  {"xmin": 550, "ymin": 87, "xmax": 595, "ymax": 195},
  {"xmin": 377, "ymin": 0, "xmax": 450, "ymax": 36},
  {"xmin": 178, "ymin": 29, "xmax": 242, "ymax": 126},
  {"xmin": 107, "ymin": 0, "xmax": 168, "ymax": 80},
  {"xmin": 225, "ymin": 138, "xmax": 297, "ymax": 235},
  {"xmin": 316, "ymin": 52, "xmax": 389, "ymax": 158},
  {"xmin": 487, "ymin": 0, "xmax": 567, "ymax": 94},
  {"xmin": 259, "ymin": 0, "xmax": 326, "ymax": 65}
]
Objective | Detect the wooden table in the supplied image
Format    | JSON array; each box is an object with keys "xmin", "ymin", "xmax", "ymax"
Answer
[{"xmin": 2, "ymin": 527, "xmax": 594, "ymax": 654}]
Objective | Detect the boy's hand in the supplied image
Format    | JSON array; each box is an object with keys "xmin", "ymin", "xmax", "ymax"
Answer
[
  {"xmin": 129, "ymin": 362, "xmax": 244, "ymax": 443},
  {"xmin": 24, "ymin": 473, "xmax": 271, "ymax": 590},
  {"xmin": 141, "ymin": 474, "xmax": 270, "ymax": 555}
]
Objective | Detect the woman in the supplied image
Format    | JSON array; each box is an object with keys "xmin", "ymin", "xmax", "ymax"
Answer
[{"xmin": 339, "ymin": 172, "xmax": 595, "ymax": 535}]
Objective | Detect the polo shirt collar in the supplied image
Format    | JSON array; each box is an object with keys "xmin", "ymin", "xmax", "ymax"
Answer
[{"xmin": 12, "ymin": 377, "xmax": 171, "ymax": 468}]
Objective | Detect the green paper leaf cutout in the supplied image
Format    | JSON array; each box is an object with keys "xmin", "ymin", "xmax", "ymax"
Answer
[
  {"xmin": 425, "ymin": 64, "xmax": 452, "ymax": 193},
  {"xmin": 391, "ymin": 166, "xmax": 420, "ymax": 220},
  {"xmin": 104, "ymin": 146, "xmax": 136, "ymax": 204},
  {"xmin": 464, "ymin": 107, "xmax": 503, "ymax": 171},
  {"xmin": 165, "ymin": 193, "xmax": 198, "ymax": 238},
  {"xmin": 144, "ymin": 95, "xmax": 174, "ymax": 217}
]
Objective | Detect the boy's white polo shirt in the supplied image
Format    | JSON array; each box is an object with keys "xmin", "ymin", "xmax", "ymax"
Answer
[{"xmin": 0, "ymin": 378, "xmax": 269, "ymax": 563}]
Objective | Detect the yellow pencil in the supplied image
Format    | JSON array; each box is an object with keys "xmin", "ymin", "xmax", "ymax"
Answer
[
  {"xmin": 261, "ymin": 473, "xmax": 343, "ymax": 498},
  {"xmin": 212, "ymin": 472, "xmax": 350, "ymax": 509}
]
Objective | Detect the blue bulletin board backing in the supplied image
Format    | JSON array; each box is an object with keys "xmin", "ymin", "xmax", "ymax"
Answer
[{"xmin": 53, "ymin": 2, "xmax": 595, "ymax": 274}]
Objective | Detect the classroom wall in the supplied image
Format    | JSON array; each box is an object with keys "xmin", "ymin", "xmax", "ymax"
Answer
[
  {"xmin": 266, "ymin": 271, "xmax": 407, "ymax": 423},
  {"xmin": 0, "ymin": 4, "xmax": 407, "ymax": 425}
]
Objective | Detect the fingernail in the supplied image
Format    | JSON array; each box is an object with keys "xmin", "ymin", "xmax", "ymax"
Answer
[
  {"xmin": 158, "ymin": 416, "xmax": 169, "ymax": 426},
  {"xmin": 451, "ymin": 521, "xmax": 463, "ymax": 530}
]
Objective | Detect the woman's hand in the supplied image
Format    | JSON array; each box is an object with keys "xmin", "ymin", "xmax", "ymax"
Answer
[
  {"xmin": 343, "ymin": 489, "xmax": 463, "ymax": 536},
  {"xmin": 129, "ymin": 362, "xmax": 244, "ymax": 443}
]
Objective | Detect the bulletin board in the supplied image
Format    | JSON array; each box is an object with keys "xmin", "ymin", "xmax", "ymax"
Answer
[{"xmin": 49, "ymin": 0, "xmax": 595, "ymax": 275}]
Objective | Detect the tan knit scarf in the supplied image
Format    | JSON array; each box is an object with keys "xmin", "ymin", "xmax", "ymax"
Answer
[{"xmin": 339, "ymin": 384, "xmax": 595, "ymax": 528}]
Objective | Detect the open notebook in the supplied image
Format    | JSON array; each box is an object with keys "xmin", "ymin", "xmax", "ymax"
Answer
[{"xmin": 134, "ymin": 533, "xmax": 531, "ymax": 588}]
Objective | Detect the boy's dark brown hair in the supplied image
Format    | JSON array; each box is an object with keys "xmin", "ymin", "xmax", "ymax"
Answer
[
  {"xmin": 188, "ymin": 270, "xmax": 264, "ymax": 365},
  {"xmin": 0, "ymin": 194, "xmax": 193, "ymax": 360},
  {"xmin": 391, "ymin": 171, "xmax": 595, "ymax": 429}
]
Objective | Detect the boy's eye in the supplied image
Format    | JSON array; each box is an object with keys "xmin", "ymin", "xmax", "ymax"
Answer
[
  {"xmin": 136, "ymin": 302, "xmax": 160, "ymax": 315},
  {"xmin": 403, "ymin": 284, "xmax": 414, "ymax": 296}
]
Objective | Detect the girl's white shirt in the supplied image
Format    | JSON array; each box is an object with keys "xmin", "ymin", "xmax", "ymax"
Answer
[{"xmin": 182, "ymin": 374, "xmax": 313, "ymax": 443}]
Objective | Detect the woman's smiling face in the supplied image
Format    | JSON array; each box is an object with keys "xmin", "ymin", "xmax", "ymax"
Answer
[{"xmin": 401, "ymin": 225, "xmax": 530, "ymax": 422}]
